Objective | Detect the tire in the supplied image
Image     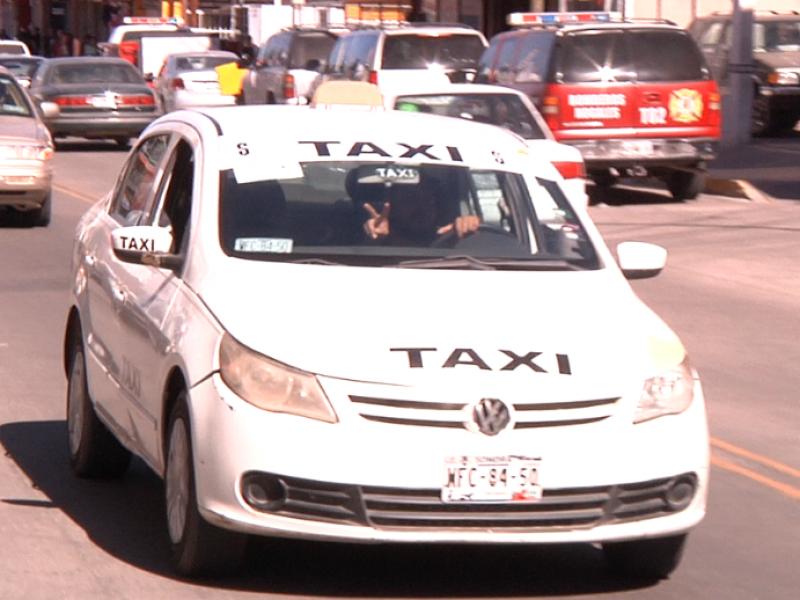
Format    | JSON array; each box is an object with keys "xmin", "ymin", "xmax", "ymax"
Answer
[
  {"xmin": 113, "ymin": 136, "xmax": 131, "ymax": 150},
  {"xmin": 66, "ymin": 342, "xmax": 132, "ymax": 478},
  {"xmin": 666, "ymin": 168, "xmax": 706, "ymax": 201},
  {"xmin": 165, "ymin": 393, "xmax": 248, "ymax": 577},
  {"xmin": 34, "ymin": 192, "xmax": 52, "ymax": 227},
  {"xmin": 602, "ymin": 534, "xmax": 687, "ymax": 580},
  {"xmin": 591, "ymin": 169, "xmax": 619, "ymax": 189}
]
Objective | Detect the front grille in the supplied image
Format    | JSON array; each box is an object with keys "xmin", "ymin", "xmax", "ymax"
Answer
[
  {"xmin": 253, "ymin": 473, "xmax": 697, "ymax": 531},
  {"xmin": 350, "ymin": 395, "xmax": 620, "ymax": 430}
]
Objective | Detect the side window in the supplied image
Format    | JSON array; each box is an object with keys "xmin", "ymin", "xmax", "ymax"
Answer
[
  {"xmin": 513, "ymin": 32, "xmax": 556, "ymax": 83},
  {"xmin": 326, "ymin": 36, "xmax": 348, "ymax": 73},
  {"xmin": 628, "ymin": 31, "xmax": 708, "ymax": 82},
  {"xmin": 109, "ymin": 135, "xmax": 171, "ymax": 226},
  {"xmin": 495, "ymin": 36, "xmax": 520, "ymax": 80},
  {"xmin": 698, "ymin": 21, "xmax": 725, "ymax": 47},
  {"xmin": 154, "ymin": 139, "xmax": 195, "ymax": 255},
  {"xmin": 475, "ymin": 41, "xmax": 499, "ymax": 82}
]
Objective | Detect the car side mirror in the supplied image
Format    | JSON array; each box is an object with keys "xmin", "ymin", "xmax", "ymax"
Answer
[
  {"xmin": 39, "ymin": 101, "xmax": 60, "ymax": 119},
  {"xmin": 111, "ymin": 225, "xmax": 183, "ymax": 271},
  {"xmin": 617, "ymin": 241, "xmax": 667, "ymax": 280}
]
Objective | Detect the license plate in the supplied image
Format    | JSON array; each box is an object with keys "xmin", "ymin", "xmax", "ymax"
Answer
[
  {"xmin": 442, "ymin": 455, "xmax": 543, "ymax": 503},
  {"xmin": 92, "ymin": 96, "xmax": 117, "ymax": 109},
  {"xmin": 620, "ymin": 141, "xmax": 654, "ymax": 156}
]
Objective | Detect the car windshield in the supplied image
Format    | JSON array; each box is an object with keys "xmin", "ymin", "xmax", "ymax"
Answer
[
  {"xmin": 289, "ymin": 35, "xmax": 337, "ymax": 69},
  {"xmin": 218, "ymin": 161, "xmax": 598, "ymax": 269},
  {"xmin": 755, "ymin": 21, "xmax": 800, "ymax": 52},
  {"xmin": 0, "ymin": 58, "xmax": 41, "ymax": 78},
  {"xmin": 0, "ymin": 43, "xmax": 26, "ymax": 54},
  {"xmin": 51, "ymin": 63, "xmax": 143, "ymax": 85},
  {"xmin": 382, "ymin": 34, "xmax": 486, "ymax": 70},
  {"xmin": 394, "ymin": 93, "xmax": 548, "ymax": 140},
  {"xmin": 0, "ymin": 75, "xmax": 32, "ymax": 116},
  {"xmin": 175, "ymin": 54, "xmax": 238, "ymax": 72}
]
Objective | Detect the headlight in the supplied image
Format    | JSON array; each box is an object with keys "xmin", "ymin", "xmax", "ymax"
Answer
[
  {"xmin": 769, "ymin": 70, "xmax": 800, "ymax": 86},
  {"xmin": 634, "ymin": 356, "xmax": 695, "ymax": 424},
  {"xmin": 0, "ymin": 144, "xmax": 53, "ymax": 161},
  {"xmin": 219, "ymin": 333, "xmax": 338, "ymax": 423}
]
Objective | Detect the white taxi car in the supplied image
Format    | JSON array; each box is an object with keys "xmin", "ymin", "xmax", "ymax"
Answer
[{"xmin": 64, "ymin": 104, "xmax": 709, "ymax": 580}]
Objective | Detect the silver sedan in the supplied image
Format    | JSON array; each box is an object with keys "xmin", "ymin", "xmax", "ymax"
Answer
[{"xmin": 154, "ymin": 50, "xmax": 241, "ymax": 113}]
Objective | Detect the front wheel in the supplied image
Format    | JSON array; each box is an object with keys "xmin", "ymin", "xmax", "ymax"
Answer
[
  {"xmin": 113, "ymin": 136, "xmax": 131, "ymax": 150},
  {"xmin": 602, "ymin": 534, "xmax": 687, "ymax": 580},
  {"xmin": 165, "ymin": 393, "xmax": 248, "ymax": 576},
  {"xmin": 66, "ymin": 342, "xmax": 131, "ymax": 478}
]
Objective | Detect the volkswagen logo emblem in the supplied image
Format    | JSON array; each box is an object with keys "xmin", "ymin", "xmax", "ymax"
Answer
[{"xmin": 465, "ymin": 398, "xmax": 512, "ymax": 436}]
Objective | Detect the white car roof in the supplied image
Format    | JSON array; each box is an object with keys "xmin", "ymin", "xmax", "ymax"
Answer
[{"xmin": 172, "ymin": 105, "xmax": 552, "ymax": 177}]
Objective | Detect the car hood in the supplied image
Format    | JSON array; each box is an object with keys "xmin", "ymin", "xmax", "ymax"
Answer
[
  {"xmin": 757, "ymin": 51, "xmax": 800, "ymax": 69},
  {"xmin": 199, "ymin": 262, "xmax": 683, "ymax": 388},
  {"xmin": 0, "ymin": 115, "xmax": 45, "ymax": 142}
]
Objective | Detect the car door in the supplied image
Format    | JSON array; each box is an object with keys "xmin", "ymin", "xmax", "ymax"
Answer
[
  {"xmin": 112, "ymin": 127, "xmax": 200, "ymax": 467},
  {"xmin": 81, "ymin": 134, "xmax": 172, "ymax": 448}
]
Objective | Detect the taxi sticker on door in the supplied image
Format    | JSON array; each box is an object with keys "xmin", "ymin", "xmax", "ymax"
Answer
[{"xmin": 669, "ymin": 89, "xmax": 704, "ymax": 124}]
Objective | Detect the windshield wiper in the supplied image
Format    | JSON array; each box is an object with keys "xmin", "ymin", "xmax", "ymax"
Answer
[{"xmin": 394, "ymin": 256, "xmax": 586, "ymax": 271}]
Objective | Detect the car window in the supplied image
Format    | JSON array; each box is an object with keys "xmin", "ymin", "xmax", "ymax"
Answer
[
  {"xmin": 289, "ymin": 34, "xmax": 337, "ymax": 69},
  {"xmin": 475, "ymin": 39, "xmax": 500, "ymax": 82},
  {"xmin": 697, "ymin": 21, "xmax": 725, "ymax": 47},
  {"xmin": 343, "ymin": 33, "xmax": 377, "ymax": 76},
  {"xmin": 325, "ymin": 35, "xmax": 349, "ymax": 73},
  {"xmin": 381, "ymin": 33, "xmax": 485, "ymax": 70},
  {"xmin": 0, "ymin": 58, "xmax": 42, "ymax": 78},
  {"xmin": 513, "ymin": 32, "xmax": 556, "ymax": 83},
  {"xmin": 558, "ymin": 31, "xmax": 635, "ymax": 83},
  {"xmin": 110, "ymin": 135, "xmax": 171, "ymax": 226},
  {"xmin": 627, "ymin": 30, "xmax": 709, "ymax": 82},
  {"xmin": 763, "ymin": 21, "xmax": 800, "ymax": 52},
  {"xmin": 495, "ymin": 35, "xmax": 520, "ymax": 75},
  {"xmin": 0, "ymin": 75, "xmax": 32, "ymax": 116},
  {"xmin": 52, "ymin": 63, "xmax": 144, "ymax": 84},
  {"xmin": 394, "ymin": 93, "xmax": 547, "ymax": 140},
  {"xmin": 154, "ymin": 139, "xmax": 195, "ymax": 254},
  {"xmin": 218, "ymin": 161, "xmax": 597, "ymax": 267},
  {"xmin": 0, "ymin": 42, "xmax": 26, "ymax": 54},
  {"xmin": 175, "ymin": 54, "xmax": 237, "ymax": 72}
]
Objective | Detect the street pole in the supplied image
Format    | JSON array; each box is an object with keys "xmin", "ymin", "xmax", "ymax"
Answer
[{"xmin": 724, "ymin": 0, "xmax": 755, "ymax": 147}]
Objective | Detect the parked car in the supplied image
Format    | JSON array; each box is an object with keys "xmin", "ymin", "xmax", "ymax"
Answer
[
  {"xmin": 308, "ymin": 23, "xmax": 488, "ymax": 101},
  {"xmin": 0, "ymin": 66, "xmax": 57, "ymax": 226},
  {"xmin": 689, "ymin": 10, "xmax": 800, "ymax": 136},
  {"xmin": 0, "ymin": 54, "xmax": 44, "ymax": 87},
  {"xmin": 477, "ymin": 11, "xmax": 721, "ymax": 200},
  {"xmin": 0, "ymin": 40, "xmax": 31, "ymax": 55},
  {"xmin": 380, "ymin": 80, "xmax": 588, "ymax": 207},
  {"xmin": 28, "ymin": 57, "xmax": 160, "ymax": 148},
  {"xmin": 64, "ymin": 99, "xmax": 709, "ymax": 580},
  {"xmin": 241, "ymin": 27, "xmax": 340, "ymax": 105},
  {"xmin": 154, "ymin": 50, "xmax": 240, "ymax": 112}
]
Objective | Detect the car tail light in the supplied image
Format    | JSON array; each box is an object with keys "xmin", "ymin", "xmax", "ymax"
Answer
[
  {"xmin": 708, "ymin": 88, "xmax": 721, "ymax": 127},
  {"xmin": 283, "ymin": 73, "xmax": 295, "ymax": 99},
  {"xmin": 170, "ymin": 77, "xmax": 185, "ymax": 90},
  {"xmin": 551, "ymin": 160, "xmax": 586, "ymax": 180},
  {"xmin": 368, "ymin": 69, "xmax": 378, "ymax": 86},
  {"xmin": 542, "ymin": 89, "xmax": 561, "ymax": 131},
  {"xmin": 119, "ymin": 41, "xmax": 139, "ymax": 67},
  {"xmin": 53, "ymin": 96, "xmax": 92, "ymax": 106},
  {"xmin": 118, "ymin": 95, "xmax": 156, "ymax": 105}
]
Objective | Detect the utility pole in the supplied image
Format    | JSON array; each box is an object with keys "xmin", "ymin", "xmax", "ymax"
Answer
[{"xmin": 725, "ymin": 0, "xmax": 755, "ymax": 146}]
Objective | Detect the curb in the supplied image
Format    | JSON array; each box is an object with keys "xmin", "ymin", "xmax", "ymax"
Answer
[{"xmin": 704, "ymin": 177, "xmax": 775, "ymax": 203}]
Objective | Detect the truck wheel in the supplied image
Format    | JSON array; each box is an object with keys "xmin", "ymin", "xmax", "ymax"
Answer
[
  {"xmin": 165, "ymin": 392, "xmax": 248, "ymax": 576},
  {"xmin": 666, "ymin": 168, "xmax": 706, "ymax": 201},
  {"xmin": 602, "ymin": 534, "xmax": 687, "ymax": 580}
]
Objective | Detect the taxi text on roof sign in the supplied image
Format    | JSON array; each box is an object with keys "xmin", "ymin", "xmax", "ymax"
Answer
[{"xmin": 507, "ymin": 12, "xmax": 621, "ymax": 26}]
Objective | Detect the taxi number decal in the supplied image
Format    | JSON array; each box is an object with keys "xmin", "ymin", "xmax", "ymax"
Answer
[{"xmin": 234, "ymin": 238, "xmax": 294, "ymax": 253}]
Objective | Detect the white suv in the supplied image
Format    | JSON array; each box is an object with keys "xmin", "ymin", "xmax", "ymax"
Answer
[{"xmin": 309, "ymin": 23, "xmax": 487, "ymax": 99}]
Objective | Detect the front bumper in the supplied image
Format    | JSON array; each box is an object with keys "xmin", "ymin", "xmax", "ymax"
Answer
[
  {"xmin": 0, "ymin": 161, "xmax": 52, "ymax": 207},
  {"xmin": 186, "ymin": 373, "xmax": 710, "ymax": 545},
  {"xmin": 566, "ymin": 138, "xmax": 719, "ymax": 170}
]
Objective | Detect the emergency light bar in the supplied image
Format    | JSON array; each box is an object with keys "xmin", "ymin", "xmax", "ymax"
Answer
[
  {"xmin": 507, "ymin": 12, "xmax": 622, "ymax": 26},
  {"xmin": 122, "ymin": 16, "xmax": 184, "ymax": 25}
]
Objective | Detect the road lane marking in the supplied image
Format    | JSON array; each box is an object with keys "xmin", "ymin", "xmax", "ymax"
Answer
[
  {"xmin": 712, "ymin": 437, "xmax": 800, "ymax": 480},
  {"xmin": 711, "ymin": 455, "xmax": 800, "ymax": 500},
  {"xmin": 53, "ymin": 183, "xmax": 100, "ymax": 204},
  {"xmin": 711, "ymin": 437, "xmax": 800, "ymax": 501}
]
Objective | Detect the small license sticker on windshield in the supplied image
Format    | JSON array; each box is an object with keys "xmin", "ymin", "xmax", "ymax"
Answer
[{"xmin": 233, "ymin": 238, "xmax": 293, "ymax": 253}]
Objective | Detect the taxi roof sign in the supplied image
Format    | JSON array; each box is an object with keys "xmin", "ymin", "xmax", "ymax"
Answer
[
  {"xmin": 311, "ymin": 81, "xmax": 385, "ymax": 111},
  {"xmin": 507, "ymin": 12, "xmax": 621, "ymax": 26}
]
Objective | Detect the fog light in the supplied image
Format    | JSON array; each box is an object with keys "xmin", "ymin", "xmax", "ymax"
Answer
[
  {"xmin": 665, "ymin": 475, "xmax": 696, "ymax": 511},
  {"xmin": 241, "ymin": 473, "xmax": 287, "ymax": 512}
]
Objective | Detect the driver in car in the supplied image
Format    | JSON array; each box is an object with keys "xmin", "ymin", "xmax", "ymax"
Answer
[{"xmin": 351, "ymin": 169, "xmax": 480, "ymax": 246}]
